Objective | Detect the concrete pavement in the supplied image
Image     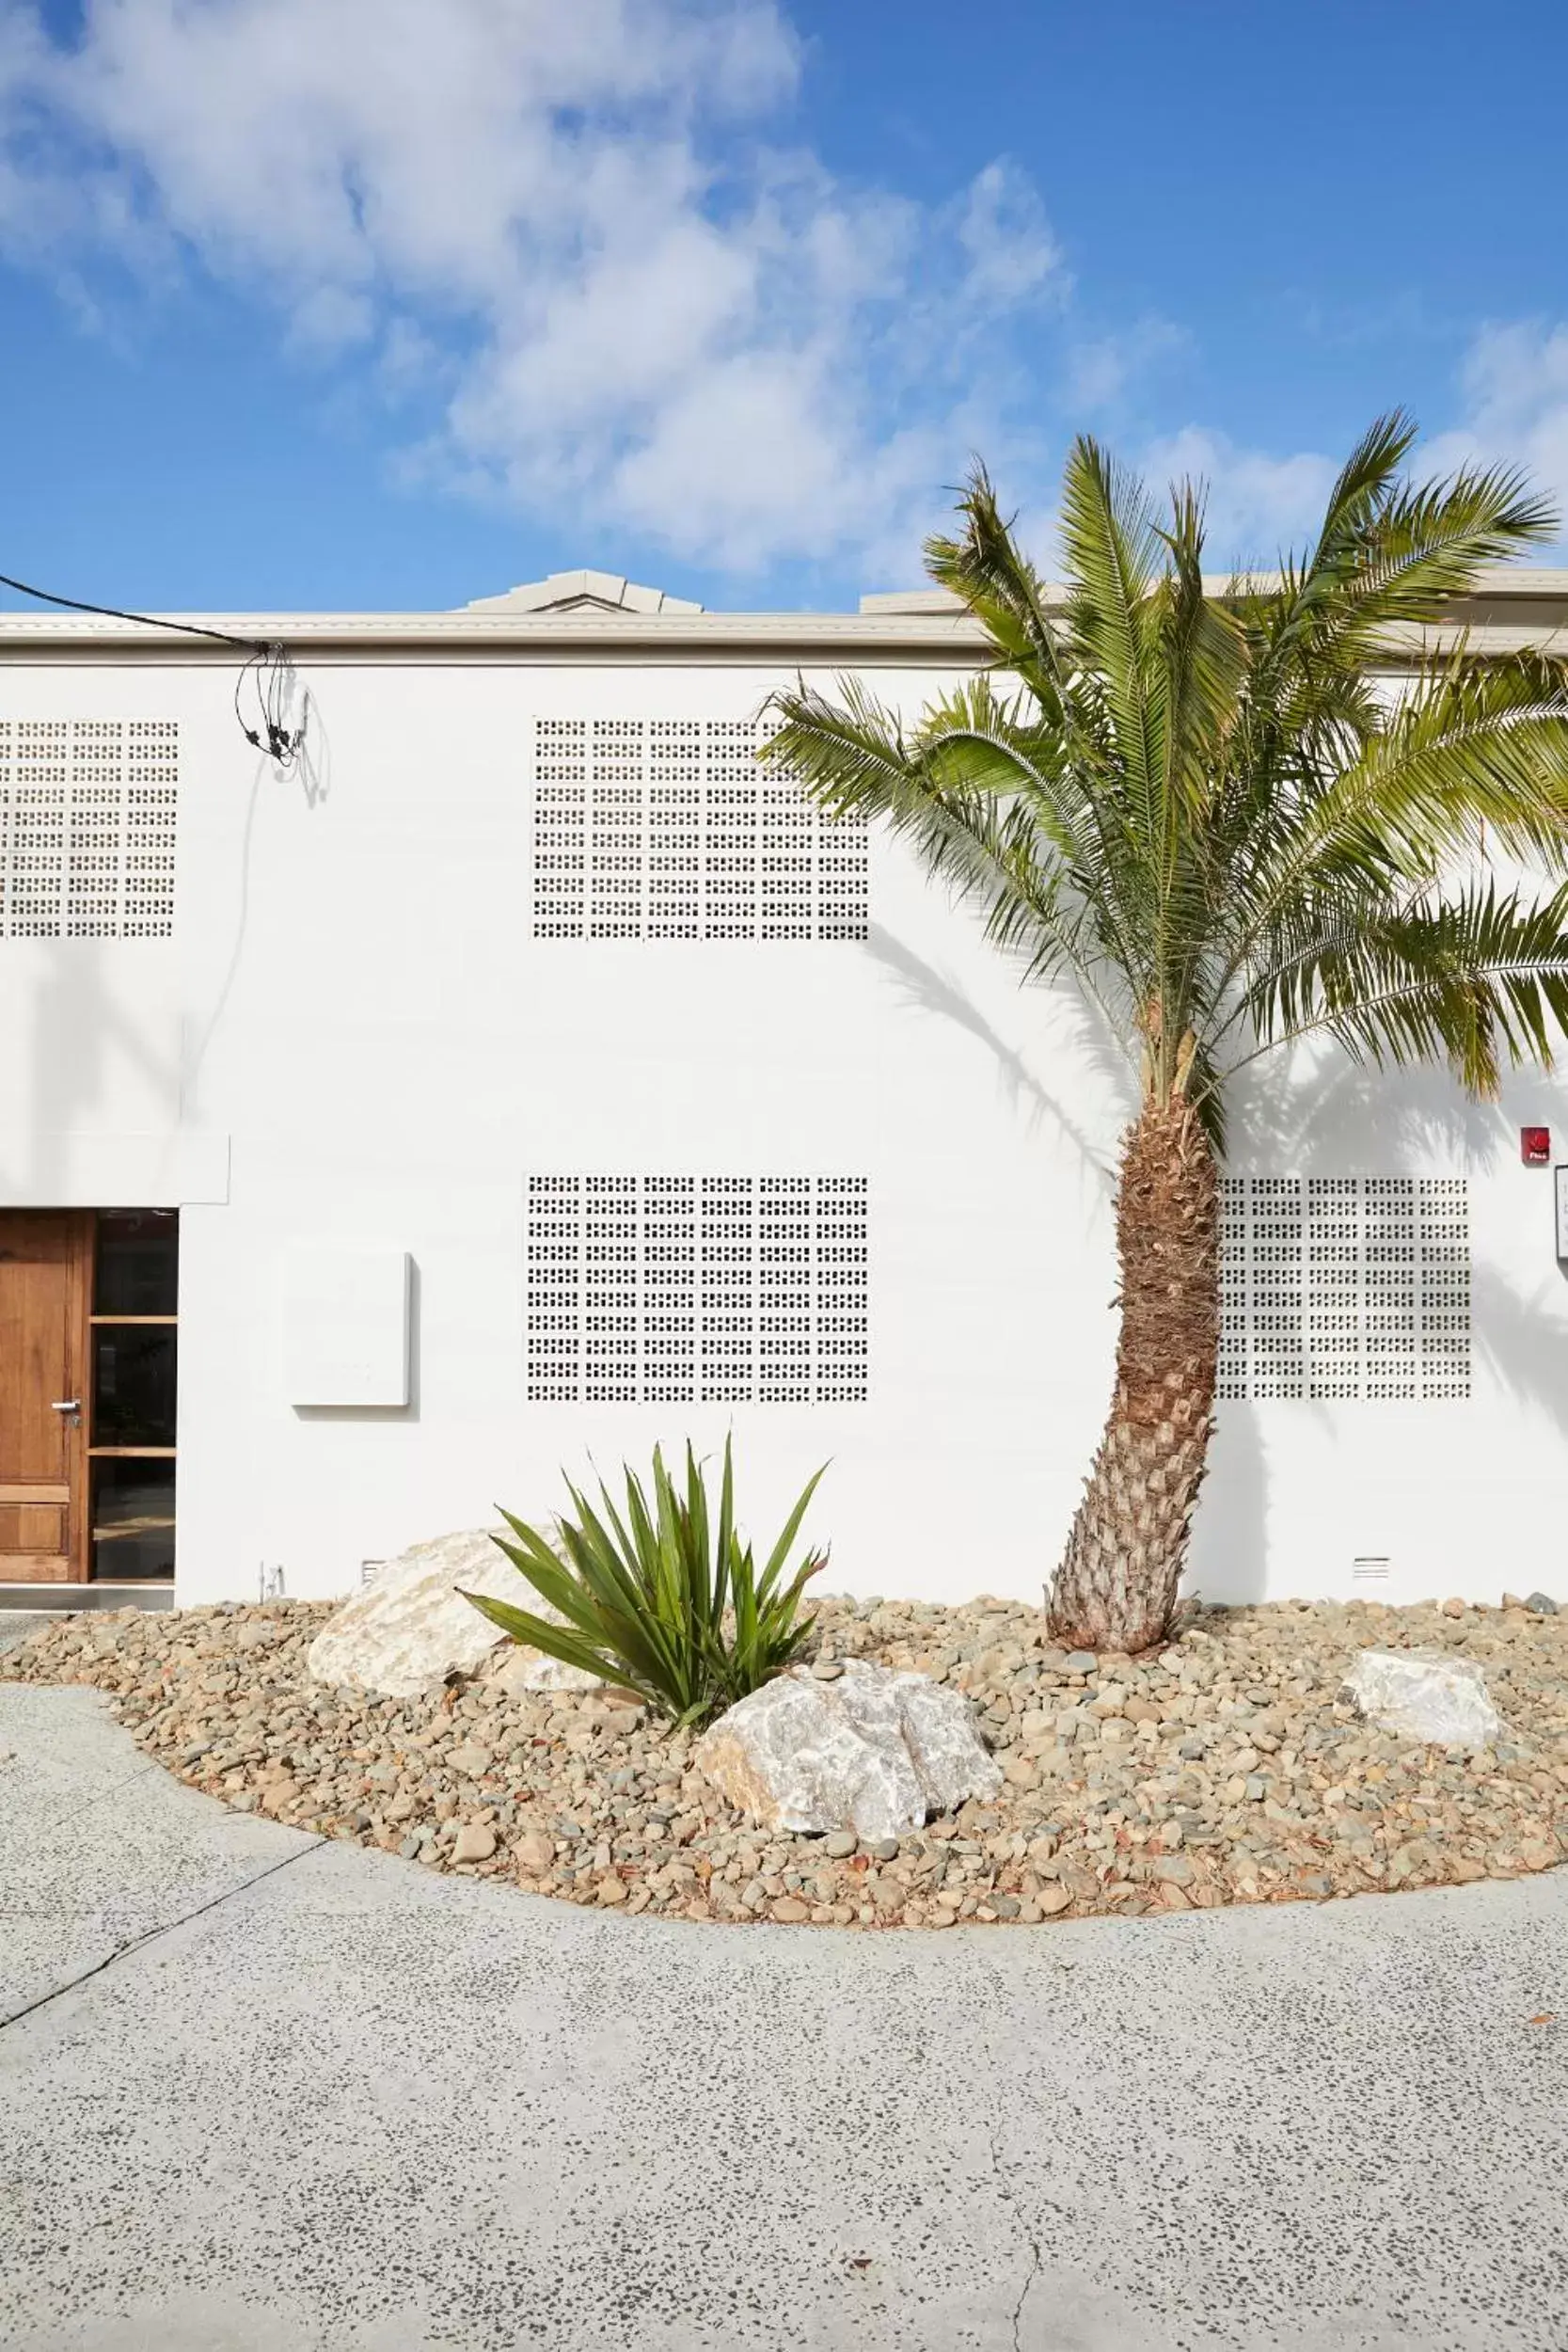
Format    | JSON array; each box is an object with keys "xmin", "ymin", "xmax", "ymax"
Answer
[
  {"xmin": 0, "ymin": 1613, "xmax": 59, "ymax": 1659},
  {"xmin": 2, "ymin": 1681, "xmax": 1565, "ymax": 2351}
]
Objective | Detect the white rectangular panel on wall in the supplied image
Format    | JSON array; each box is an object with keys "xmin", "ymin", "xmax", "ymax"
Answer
[
  {"xmin": 0, "ymin": 719, "xmax": 178, "ymax": 937},
  {"xmin": 1218, "ymin": 1176, "xmax": 1469, "ymax": 1401},
  {"xmin": 282, "ymin": 1245, "xmax": 412, "ymax": 1407},
  {"xmin": 531, "ymin": 718, "xmax": 869, "ymax": 941},
  {"xmin": 527, "ymin": 1174, "xmax": 869, "ymax": 1404}
]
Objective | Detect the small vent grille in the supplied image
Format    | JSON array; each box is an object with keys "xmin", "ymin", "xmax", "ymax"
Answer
[
  {"xmin": 1218, "ymin": 1176, "xmax": 1470, "ymax": 1401},
  {"xmin": 527, "ymin": 1174, "xmax": 869, "ymax": 1404},
  {"xmin": 0, "ymin": 720, "xmax": 177, "ymax": 938},
  {"xmin": 531, "ymin": 718, "xmax": 869, "ymax": 940}
]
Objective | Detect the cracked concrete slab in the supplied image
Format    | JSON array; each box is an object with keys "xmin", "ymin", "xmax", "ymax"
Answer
[
  {"xmin": 0, "ymin": 1685, "xmax": 319, "ymax": 2024},
  {"xmin": 1, "ymin": 1685, "xmax": 1565, "ymax": 2350}
]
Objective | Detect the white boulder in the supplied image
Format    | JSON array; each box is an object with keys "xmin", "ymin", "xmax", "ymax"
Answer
[
  {"xmin": 1344, "ymin": 1647, "xmax": 1502, "ymax": 1750},
  {"xmin": 483, "ymin": 1643, "xmax": 603, "ymax": 1699},
  {"xmin": 307, "ymin": 1526, "xmax": 600, "ymax": 1700},
  {"xmin": 694, "ymin": 1661, "xmax": 1002, "ymax": 1841}
]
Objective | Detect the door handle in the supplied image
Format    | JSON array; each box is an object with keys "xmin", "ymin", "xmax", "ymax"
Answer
[{"xmin": 50, "ymin": 1399, "xmax": 81, "ymax": 1414}]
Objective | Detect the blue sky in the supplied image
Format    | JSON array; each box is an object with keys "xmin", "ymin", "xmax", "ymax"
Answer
[{"xmin": 2, "ymin": 0, "xmax": 1566, "ymax": 614}]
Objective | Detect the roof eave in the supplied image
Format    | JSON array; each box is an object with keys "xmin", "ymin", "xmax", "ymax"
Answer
[{"xmin": 0, "ymin": 609, "xmax": 996, "ymax": 660}]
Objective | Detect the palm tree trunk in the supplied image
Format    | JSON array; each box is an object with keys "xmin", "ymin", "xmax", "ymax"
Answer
[{"xmin": 1048, "ymin": 1097, "xmax": 1219, "ymax": 1653}]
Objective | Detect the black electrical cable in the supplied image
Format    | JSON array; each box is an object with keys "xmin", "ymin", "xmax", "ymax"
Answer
[
  {"xmin": 232, "ymin": 642, "xmax": 305, "ymax": 771},
  {"xmin": 0, "ymin": 566, "xmax": 305, "ymax": 766},
  {"xmin": 0, "ymin": 566, "xmax": 269, "ymax": 651}
]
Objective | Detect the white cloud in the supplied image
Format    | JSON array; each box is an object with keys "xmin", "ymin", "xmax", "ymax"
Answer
[
  {"xmin": 954, "ymin": 159, "xmax": 1064, "ymax": 310},
  {"xmin": 1426, "ymin": 320, "xmax": 1568, "ymax": 545},
  {"xmin": 1138, "ymin": 330, "xmax": 1568, "ymax": 581},
  {"xmin": 1061, "ymin": 316, "xmax": 1187, "ymax": 416},
  {"xmin": 1132, "ymin": 427, "xmax": 1338, "ymax": 572},
  {"xmin": 21, "ymin": 6, "xmax": 1550, "ymax": 593},
  {"xmin": 1135, "ymin": 334, "xmax": 1568, "ymax": 582},
  {"xmin": 0, "ymin": 0, "xmax": 1069, "ymax": 579},
  {"xmin": 995, "ymin": 425, "xmax": 1342, "ymax": 590}
]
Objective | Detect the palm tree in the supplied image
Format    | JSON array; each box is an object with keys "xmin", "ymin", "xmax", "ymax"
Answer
[{"xmin": 762, "ymin": 416, "xmax": 1568, "ymax": 1654}]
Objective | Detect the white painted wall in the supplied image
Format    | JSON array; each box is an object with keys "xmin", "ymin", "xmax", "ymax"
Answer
[{"xmin": 2, "ymin": 646, "xmax": 1566, "ymax": 1611}]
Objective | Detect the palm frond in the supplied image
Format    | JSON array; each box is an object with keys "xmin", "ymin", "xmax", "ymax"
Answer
[
  {"xmin": 1347, "ymin": 461, "xmax": 1558, "ymax": 626},
  {"xmin": 1057, "ymin": 437, "xmax": 1164, "ymax": 852},
  {"xmin": 1229, "ymin": 651, "xmax": 1568, "ymax": 973},
  {"xmin": 924, "ymin": 463, "xmax": 1070, "ymax": 710},
  {"xmin": 1228, "ymin": 879, "xmax": 1568, "ymax": 1101},
  {"xmin": 757, "ymin": 418, "xmax": 1568, "ymax": 1145},
  {"xmin": 1309, "ymin": 410, "xmax": 1419, "ymax": 566},
  {"xmin": 1153, "ymin": 481, "xmax": 1248, "ymax": 816},
  {"xmin": 1246, "ymin": 412, "xmax": 1557, "ymax": 718}
]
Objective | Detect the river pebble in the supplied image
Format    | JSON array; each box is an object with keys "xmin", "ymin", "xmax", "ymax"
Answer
[{"xmin": 6, "ymin": 1592, "xmax": 1566, "ymax": 1929}]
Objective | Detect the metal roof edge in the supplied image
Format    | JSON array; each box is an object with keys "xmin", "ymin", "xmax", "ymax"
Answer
[
  {"xmin": 0, "ymin": 608, "xmax": 992, "ymax": 658},
  {"xmin": 3, "ymin": 567, "xmax": 1567, "ymax": 660},
  {"xmin": 861, "ymin": 564, "xmax": 1568, "ymax": 614}
]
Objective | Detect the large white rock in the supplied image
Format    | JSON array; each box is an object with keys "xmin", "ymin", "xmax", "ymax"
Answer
[
  {"xmin": 1344, "ymin": 1647, "xmax": 1502, "ymax": 1750},
  {"xmin": 482, "ymin": 1643, "xmax": 604, "ymax": 1698},
  {"xmin": 307, "ymin": 1527, "xmax": 599, "ymax": 1700},
  {"xmin": 694, "ymin": 1661, "xmax": 1003, "ymax": 1840}
]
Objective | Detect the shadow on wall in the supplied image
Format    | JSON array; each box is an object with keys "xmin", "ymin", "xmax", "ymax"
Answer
[
  {"xmin": 1192, "ymin": 1054, "xmax": 1568, "ymax": 1602},
  {"xmin": 864, "ymin": 923, "xmax": 1132, "ymax": 1183},
  {"xmin": 1190, "ymin": 1402, "xmax": 1270, "ymax": 1608},
  {"xmin": 184, "ymin": 669, "xmax": 333, "ymax": 1123},
  {"xmin": 1224, "ymin": 1051, "xmax": 1524, "ymax": 1170},
  {"xmin": 1470, "ymin": 1256, "xmax": 1568, "ymax": 1439},
  {"xmin": 863, "ymin": 930, "xmax": 1568, "ymax": 1601},
  {"xmin": 8, "ymin": 945, "xmax": 179, "ymax": 1200},
  {"xmin": 290, "ymin": 675, "xmax": 332, "ymax": 815}
]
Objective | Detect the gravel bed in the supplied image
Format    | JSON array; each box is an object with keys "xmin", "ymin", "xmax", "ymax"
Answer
[{"xmin": 7, "ymin": 1594, "xmax": 1567, "ymax": 1927}]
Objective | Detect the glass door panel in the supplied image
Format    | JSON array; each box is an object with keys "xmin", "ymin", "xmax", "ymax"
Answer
[
  {"xmin": 91, "ymin": 1459, "xmax": 176, "ymax": 1581},
  {"xmin": 87, "ymin": 1208, "xmax": 178, "ymax": 1581},
  {"xmin": 94, "ymin": 1210, "xmax": 179, "ymax": 1316},
  {"xmin": 92, "ymin": 1326, "xmax": 177, "ymax": 1448}
]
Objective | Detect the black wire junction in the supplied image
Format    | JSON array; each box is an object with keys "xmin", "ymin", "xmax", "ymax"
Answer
[{"xmin": 0, "ymin": 567, "xmax": 307, "ymax": 770}]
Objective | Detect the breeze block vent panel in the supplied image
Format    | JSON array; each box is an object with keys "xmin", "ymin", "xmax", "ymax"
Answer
[
  {"xmin": 0, "ymin": 720, "xmax": 177, "ymax": 938},
  {"xmin": 527, "ymin": 1174, "xmax": 869, "ymax": 1405},
  {"xmin": 531, "ymin": 718, "xmax": 869, "ymax": 940},
  {"xmin": 1218, "ymin": 1175, "xmax": 1470, "ymax": 1401}
]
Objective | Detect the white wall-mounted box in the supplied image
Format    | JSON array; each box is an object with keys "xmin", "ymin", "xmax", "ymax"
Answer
[{"xmin": 281, "ymin": 1245, "xmax": 411, "ymax": 1407}]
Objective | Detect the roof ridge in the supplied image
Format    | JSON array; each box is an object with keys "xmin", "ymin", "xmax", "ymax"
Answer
[{"xmin": 461, "ymin": 568, "xmax": 704, "ymax": 617}]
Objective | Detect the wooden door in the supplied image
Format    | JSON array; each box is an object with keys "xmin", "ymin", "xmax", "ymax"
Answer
[{"xmin": 0, "ymin": 1213, "xmax": 88, "ymax": 1581}]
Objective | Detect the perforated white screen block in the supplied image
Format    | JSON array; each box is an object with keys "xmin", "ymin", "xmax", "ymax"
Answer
[
  {"xmin": 527, "ymin": 1174, "xmax": 869, "ymax": 1404},
  {"xmin": 0, "ymin": 719, "xmax": 177, "ymax": 938},
  {"xmin": 282, "ymin": 1245, "xmax": 412, "ymax": 1407},
  {"xmin": 1218, "ymin": 1176, "xmax": 1469, "ymax": 1401},
  {"xmin": 531, "ymin": 718, "xmax": 869, "ymax": 940}
]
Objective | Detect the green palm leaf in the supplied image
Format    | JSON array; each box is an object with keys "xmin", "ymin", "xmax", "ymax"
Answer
[{"xmin": 760, "ymin": 414, "xmax": 1568, "ymax": 1651}]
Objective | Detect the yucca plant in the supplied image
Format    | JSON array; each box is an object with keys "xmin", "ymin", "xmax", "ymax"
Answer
[
  {"xmin": 763, "ymin": 415, "xmax": 1568, "ymax": 1654},
  {"xmin": 460, "ymin": 1438, "xmax": 826, "ymax": 1725}
]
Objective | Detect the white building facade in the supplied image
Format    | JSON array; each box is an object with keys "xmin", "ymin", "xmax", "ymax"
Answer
[{"xmin": 3, "ymin": 566, "xmax": 1568, "ymax": 1615}]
